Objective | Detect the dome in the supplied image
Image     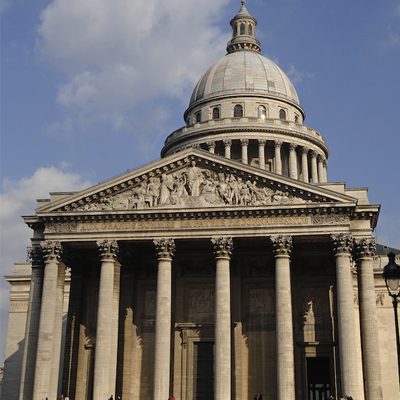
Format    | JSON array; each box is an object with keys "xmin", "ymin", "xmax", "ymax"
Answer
[{"xmin": 189, "ymin": 50, "xmax": 300, "ymax": 106}]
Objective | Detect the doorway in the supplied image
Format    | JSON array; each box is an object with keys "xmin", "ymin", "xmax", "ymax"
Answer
[
  {"xmin": 193, "ymin": 342, "xmax": 214, "ymax": 400},
  {"xmin": 307, "ymin": 357, "xmax": 331, "ymax": 400}
]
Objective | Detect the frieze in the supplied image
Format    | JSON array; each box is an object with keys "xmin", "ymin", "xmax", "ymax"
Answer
[
  {"xmin": 312, "ymin": 215, "xmax": 350, "ymax": 225},
  {"xmin": 45, "ymin": 215, "xmax": 313, "ymax": 233},
  {"xmin": 66, "ymin": 161, "xmax": 314, "ymax": 212}
]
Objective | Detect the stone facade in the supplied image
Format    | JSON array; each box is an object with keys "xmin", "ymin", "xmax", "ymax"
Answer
[{"xmin": 2, "ymin": 2, "xmax": 399, "ymax": 400}]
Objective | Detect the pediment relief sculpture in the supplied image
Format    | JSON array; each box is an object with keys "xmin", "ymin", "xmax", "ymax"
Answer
[{"xmin": 71, "ymin": 161, "xmax": 313, "ymax": 212}]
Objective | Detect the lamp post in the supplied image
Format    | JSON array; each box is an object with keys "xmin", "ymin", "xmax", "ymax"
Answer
[{"xmin": 382, "ymin": 252, "xmax": 400, "ymax": 382}]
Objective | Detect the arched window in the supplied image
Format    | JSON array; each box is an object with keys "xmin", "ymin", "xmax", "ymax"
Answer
[
  {"xmin": 234, "ymin": 104, "xmax": 243, "ymax": 118},
  {"xmin": 258, "ymin": 105, "xmax": 266, "ymax": 119},
  {"xmin": 295, "ymin": 115, "xmax": 299, "ymax": 123},
  {"xmin": 212, "ymin": 107, "xmax": 220, "ymax": 119},
  {"xmin": 195, "ymin": 112, "xmax": 201, "ymax": 123},
  {"xmin": 248, "ymin": 24, "xmax": 253, "ymax": 37},
  {"xmin": 240, "ymin": 23, "xmax": 245, "ymax": 35},
  {"xmin": 279, "ymin": 109, "xmax": 286, "ymax": 120},
  {"xmin": 233, "ymin": 24, "xmax": 238, "ymax": 37}
]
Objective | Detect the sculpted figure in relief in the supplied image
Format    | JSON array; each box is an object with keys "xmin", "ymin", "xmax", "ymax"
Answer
[{"xmin": 75, "ymin": 162, "xmax": 310, "ymax": 211}]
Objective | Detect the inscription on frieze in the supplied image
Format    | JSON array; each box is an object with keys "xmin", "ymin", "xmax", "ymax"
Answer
[{"xmin": 45, "ymin": 215, "xmax": 313, "ymax": 233}]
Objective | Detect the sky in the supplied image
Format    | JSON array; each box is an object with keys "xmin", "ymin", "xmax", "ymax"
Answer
[{"xmin": 1, "ymin": 0, "xmax": 400, "ymax": 363}]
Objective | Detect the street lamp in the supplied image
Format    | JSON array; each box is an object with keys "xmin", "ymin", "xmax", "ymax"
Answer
[{"xmin": 382, "ymin": 252, "xmax": 400, "ymax": 381}]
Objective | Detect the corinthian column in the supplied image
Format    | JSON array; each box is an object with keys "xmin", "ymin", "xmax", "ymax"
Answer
[
  {"xmin": 258, "ymin": 139, "xmax": 266, "ymax": 170},
  {"xmin": 310, "ymin": 151, "xmax": 318, "ymax": 183},
  {"xmin": 207, "ymin": 141, "xmax": 216, "ymax": 154},
  {"xmin": 212, "ymin": 237, "xmax": 233, "ymax": 400},
  {"xmin": 331, "ymin": 234, "xmax": 361, "ymax": 399},
  {"xmin": 93, "ymin": 240, "xmax": 119, "ymax": 400},
  {"xmin": 19, "ymin": 247, "xmax": 44, "ymax": 400},
  {"xmin": 301, "ymin": 147, "xmax": 309, "ymax": 183},
  {"xmin": 153, "ymin": 238, "xmax": 175, "ymax": 400},
  {"xmin": 32, "ymin": 241, "xmax": 63, "ymax": 400},
  {"xmin": 271, "ymin": 235, "xmax": 295, "ymax": 400},
  {"xmin": 318, "ymin": 155, "xmax": 325, "ymax": 183},
  {"xmin": 274, "ymin": 140, "xmax": 283, "ymax": 175},
  {"xmin": 224, "ymin": 139, "xmax": 232, "ymax": 159},
  {"xmin": 356, "ymin": 238, "xmax": 383, "ymax": 400},
  {"xmin": 241, "ymin": 138, "xmax": 249, "ymax": 164},
  {"xmin": 289, "ymin": 143, "xmax": 298, "ymax": 179}
]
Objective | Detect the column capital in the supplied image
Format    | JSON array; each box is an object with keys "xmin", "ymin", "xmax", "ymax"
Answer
[
  {"xmin": 154, "ymin": 238, "xmax": 175, "ymax": 260},
  {"xmin": 258, "ymin": 138, "xmax": 266, "ymax": 146},
  {"xmin": 271, "ymin": 235, "xmax": 292, "ymax": 256},
  {"xmin": 355, "ymin": 237, "xmax": 376, "ymax": 259},
  {"xmin": 302, "ymin": 146, "xmax": 310, "ymax": 154},
  {"xmin": 40, "ymin": 241, "xmax": 63, "ymax": 263},
  {"xmin": 211, "ymin": 237, "xmax": 233, "ymax": 258},
  {"xmin": 331, "ymin": 233, "xmax": 353, "ymax": 255},
  {"xmin": 318, "ymin": 154, "xmax": 326, "ymax": 162},
  {"xmin": 240, "ymin": 138, "xmax": 249, "ymax": 145},
  {"xmin": 274, "ymin": 140, "xmax": 283, "ymax": 148},
  {"xmin": 97, "ymin": 239, "xmax": 119, "ymax": 261},
  {"xmin": 289, "ymin": 142, "xmax": 297, "ymax": 150},
  {"xmin": 207, "ymin": 141, "xmax": 216, "ymax": 150},
  {"xmin": 223, "ymin": 139, "xmax": 232, "ymax": 147},
  {"xmin": 27, "ymin": 245, "xmax": 44, "ymax": 266},
  {"xmin": 310, "ymin": 150, "xmax": 318, "ymax": 158}
]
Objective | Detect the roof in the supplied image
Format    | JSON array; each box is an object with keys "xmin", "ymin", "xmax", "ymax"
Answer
[{"xmin": 189, "ymin": 50, "xmax": 300, "ymax": 106}]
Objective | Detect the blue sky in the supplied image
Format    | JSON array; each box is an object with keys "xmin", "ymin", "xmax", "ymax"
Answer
[{"xmin": 1, "ymin": 0, "xmax": 400, "ymax": 360}]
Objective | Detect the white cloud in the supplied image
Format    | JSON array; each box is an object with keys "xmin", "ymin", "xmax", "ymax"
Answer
[
  {"xmin": 286, "ymin": 64, "xmax": 314, "ymax": 85},
  {"xmin": 36, "ymin": 0, "xmax": 232, "ymax": 134},
  {"xmin": 0, "ymin": 166, "xmax": 91, "ymax": 357}
]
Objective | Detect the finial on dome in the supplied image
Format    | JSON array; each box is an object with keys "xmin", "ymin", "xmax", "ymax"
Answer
[{"xmin": 227, "ymin": 1, "xmax": 261, "ymax": 54}]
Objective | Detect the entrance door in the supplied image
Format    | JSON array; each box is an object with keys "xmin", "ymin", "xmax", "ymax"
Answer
[
  {"xmin": 193, "ymin": 342, "xmax": 214, "ymax": 400},
  {"xmin": 307, "ymin": 357, "xmax": 331, "ymax": 400}
]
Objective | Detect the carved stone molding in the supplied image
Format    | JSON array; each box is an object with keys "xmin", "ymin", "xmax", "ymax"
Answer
[
  {"xmin": 331, "ymin": 233, "xmax": 353, "ymax": 255},
  {"xmin": 41, "ymin": 241, "xmax": 63, "ymax": 263},
  {"xmin": 211, "ymin": 237, "xmax": 233, "ymax": 258},
  {"xmin": 27, "ymin": 245, "xmax": 44, "ymax": 266},
  {"xmin": 355, "ymin": 237, "xmax": 376, "ymax": 259},
  {"xmin": 271, "ymin": 235, "xmax": 292, "ymax": 256},
  {"xmin": 97, "ymin": 239, "xmax": 119, "ymax": 261},
  {"xmin": 153, "ymin": 238, "xmax": 175, "ymax": 259}
]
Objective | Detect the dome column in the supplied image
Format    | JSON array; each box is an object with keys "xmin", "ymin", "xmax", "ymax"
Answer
[
  {"xmin": 207, "ymin": 141, "xmax": 216, "ymax": 154},
  {"xmin": 318, "ymin": 155, "xmax": 325, "ymax": 183},
  {"xmin": 258, "ymin": 139, "xmax": 266, "ymax": 170},
  {"xmin": 310, "ymin": 151, "xmax": 319, "ymax": 183},
  {"xmin": 323, "ymin": 160, "xmax": 328, "ymax": 182},
  {"xmin": 241, "ymin": 138, "xmax": 249, "ymax": 164},
  {"xmin": 224, "ymin": 139, "xmax": 232, "ymax": 159},
  {"xmin": 289, "ymin": 143, "xmax": 298, "ymax": 179},
  {"xmin": 301, "ymin": 147, "xmax": 309, "ymax": 183},
  {"xmin": 274, "ymin": 140, "xmax": 283, "ymax": 175}
]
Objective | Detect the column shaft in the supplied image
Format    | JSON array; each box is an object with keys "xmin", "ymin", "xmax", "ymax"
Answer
[
  {"xmin": 318, "ymin": 156, "xmax": 325, "ymax": 183},
  {"xmin": 241, "ymin": 139, "xmax": 249, "ymax": 164},
  {"xmin": 33, "ymin": 242, "xmax": 63, "ymax": 400},
  {"xmin": 258, "ymin": 140, "xmax": 266, "ymax": 170},
  {"xmin": 153, "ymin": 239, "xmax": 175, "ymax": 400},
  {"xmin": 93, "ymin": 240, "xmax": 119, "ymax": 400},
  {"xmin": 301, "ymin": 148, "xmax": 309, "ymax": 183},
  {"xmin": 333, "ymin": 235, "xmax": 361, "ymax": 399},
  {"xmin": 272, "ymin": 236, "xmax": 295, "ymax": 400},
  {"xmin": 311, "ymin": 152, "xmax": 318, "ymax": 183},
  {"xmin": 224, "ymin": 139, "xmax": 232, "ymax": 159},
  {"xmin": 19, "ymin": 253, "xmax": 44, "ymax": 400},
  {"xmin": 289, "ymin": 143, "xmax": 297, "ymax": 179},
  {"xmin": 357, "ymin": 239, "xmax": 383, "ymax": 400},
  {"xmin": 212, "ymin": 237, "xmax": 233, "ymax": 400},
  {"xmin": 275, "ymin": 141, "xmax": 282, "ymax": 175}
]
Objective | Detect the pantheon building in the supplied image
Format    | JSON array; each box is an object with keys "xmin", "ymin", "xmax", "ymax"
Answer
[{"xmin": 2, "ymin": 2, "xmax": 400, "ymax": 400}]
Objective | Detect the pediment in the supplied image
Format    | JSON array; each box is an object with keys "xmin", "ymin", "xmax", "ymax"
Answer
[{"xmin": 36, "ymin": 149, "xmax": 356, "ymax": 215}]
